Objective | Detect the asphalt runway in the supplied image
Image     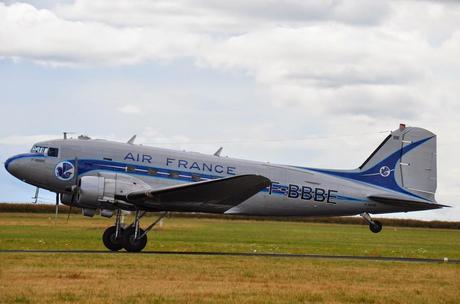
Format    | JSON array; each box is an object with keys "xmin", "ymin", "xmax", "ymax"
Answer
[{"xmin": 0, "ymin": 249, "xmax": 458, "ymax": 264}]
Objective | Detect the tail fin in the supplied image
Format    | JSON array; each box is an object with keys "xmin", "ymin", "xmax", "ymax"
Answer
[{"xmin": 359, "ymin": 124, "xmax": 436, "ymax": 201}]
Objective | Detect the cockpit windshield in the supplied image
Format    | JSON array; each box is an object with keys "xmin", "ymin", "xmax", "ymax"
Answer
[
  {"xmin": 30, "ymin": 145, "xmax": 59, "ymax": 157},
  {"xmin": 31, "ymin": 145, "xmax": 47, "ymax": 154}
]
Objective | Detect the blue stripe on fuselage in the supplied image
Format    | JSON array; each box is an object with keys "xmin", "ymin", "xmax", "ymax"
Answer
[{"xmin": 74, "ymin": 158, "xmax": 223, "ymax": 182}]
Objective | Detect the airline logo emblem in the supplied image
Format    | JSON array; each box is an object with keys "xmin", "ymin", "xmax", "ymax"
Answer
[
  {"xmin": 379, "ymin": 166, "xmax": 391, "ymax": 177},
  {"xmin": 55, "ymin": 161, "xmax": 75, "ymax": 180}
]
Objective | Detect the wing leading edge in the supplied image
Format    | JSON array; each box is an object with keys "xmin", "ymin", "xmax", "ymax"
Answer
[{"xmin": 121, "ymin": 174, "xmax": 271, "ymax": 213}]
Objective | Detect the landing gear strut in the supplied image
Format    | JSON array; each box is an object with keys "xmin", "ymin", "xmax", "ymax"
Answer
[
  {"xmin": 360, "ymin": 212, "xmax": 382, "ymax": 233},
  {"xmin": 102, "ymin": 209, "xmax": 168, "ymax": 252},
  {"xmin": 122, "ymin": 210, "xmax": 147, "ymax": 252}
]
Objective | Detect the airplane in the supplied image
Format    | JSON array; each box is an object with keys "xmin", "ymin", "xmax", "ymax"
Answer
[{"xmin": 4, "ymin": 124, "xmax": 449, "ymax": 252}]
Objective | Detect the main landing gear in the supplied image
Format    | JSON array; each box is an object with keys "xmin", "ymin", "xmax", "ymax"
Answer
[
  {"xmin": 102, "ymin": 209, "xmax": 168, "ymax": 252},
  {"xmin": 360, "ymin": 212, "xmax": 382, "ymax": 233}
]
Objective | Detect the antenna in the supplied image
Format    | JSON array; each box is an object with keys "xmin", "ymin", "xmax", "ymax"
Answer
[
  {"xmin": 127, "ymin": 135, "xmax": 137, "ymax": 144},
  {"xmin": 214, "ymin": 147, "xmax": 223, "ymax": 157},
  {"xmin": 63, "ymin": 132, "xmax": 75, "ymax": 140}
]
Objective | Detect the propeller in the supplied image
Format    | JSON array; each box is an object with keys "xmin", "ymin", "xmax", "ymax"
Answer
[
  {"xmin": 66, "ymin": 202, "xmax": 73, "ymax": 222},
  {"xmin": 32, "ymin": 187, "xmax": 40, "ymax": 204},
  {"xmin": 71, "ymin": 157, "xmax": 79, "ymax": 201},
  {"xmin": 55, "ymin": 192, "xmax": 59, "ymax": 218},
  {"xmin": 67, "ymin": 157, "xmax": 79, "ymax": 222},
  {"xmin": 56, "ymin": 157, "xmax": 79, "ymax": 222}
]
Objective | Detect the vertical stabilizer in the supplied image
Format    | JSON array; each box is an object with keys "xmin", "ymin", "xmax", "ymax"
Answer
[{"xmin": 359, "ymin": 125, "xmax": 437, "ymax": 201}]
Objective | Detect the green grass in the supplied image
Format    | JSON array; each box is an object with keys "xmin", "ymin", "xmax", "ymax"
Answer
[
  {"xmin": 0, "ymin": 213, "xmax": 459, "ymax": 259},
  {"xmin": 0, "ymin": 213, "xmax": 460, "ymax": 303}
]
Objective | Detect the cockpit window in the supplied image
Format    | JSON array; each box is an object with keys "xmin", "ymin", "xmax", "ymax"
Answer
[
  {"xmin": 48, "ymin": 148, "xmax": 59, "ymax": 157},
  {"xmin": 30, "ymin": 145, "xmax": 59, "ymax": 157},
  {"xmin": 31, "ymin": 145, "xmax": 48, "ymax": 154}
]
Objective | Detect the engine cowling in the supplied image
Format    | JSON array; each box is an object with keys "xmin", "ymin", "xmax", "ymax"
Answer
[
  {"xmin": 60, "ymin": 191, "xmax": 101, "ymax": 217},
  {"xmin": 75, "ymin": 173, "xmax": 149, "ymax": 210},
  {"xmin": 78, "ymin": 176, "xmax": 105, "ymax": 206}
]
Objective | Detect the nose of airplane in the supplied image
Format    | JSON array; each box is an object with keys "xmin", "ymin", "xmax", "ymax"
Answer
[{"xmin": 5, "ymin": 154, "xmax": 25, "ymax": 178}]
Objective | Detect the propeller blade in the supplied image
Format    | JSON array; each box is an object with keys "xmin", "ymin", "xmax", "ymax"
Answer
[
  {"xmin": 55, "ymin": 192, "xmax": 59, "ymax": 218},
  {"xmin": 33, "ymin": 187, "xmax": 40, "ymax": 204},
  {"xmin": 66, "ymin": 205, "xmax": 72, "ymax": 223},
  {"xmin": 71, "ymin": 156, "xmax": 79, "ymax": 205},
  {"xmin": 70, "ymin": 190, "xmax": 76, "ymax": 205},
  {"xmin": 66, "ymin": 157, "xmax": 79, "ymax": 223},
  {"xmin": 74, "ymin": 157, "xmax": 79, "ymax": 185}
]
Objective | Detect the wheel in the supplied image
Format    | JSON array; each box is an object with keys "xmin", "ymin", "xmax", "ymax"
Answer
[
  {"xmin": 369, "ymin": 220, "xmax": 383, "ymax": 233},
  {"xmin": 122, "ymin": 227, "xmax": 147, "ymax": 252},
  {"xmin": 102, "ymin": 226, "xmax": 124, "ymax": 251}
]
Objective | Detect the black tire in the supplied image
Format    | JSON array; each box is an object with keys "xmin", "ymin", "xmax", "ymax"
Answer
[
  {"xmin": 102, "ymin": 226, "xmax": 124, "ymax": 251},
  {"xmin": 369, "ymin": 220, "xmax": 383, "ymax": 233},
  {"xmin": 122, "ymin": 227, "xmax": 147, "ymax": 252}
]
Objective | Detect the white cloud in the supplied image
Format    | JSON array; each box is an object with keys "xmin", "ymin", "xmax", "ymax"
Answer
[
  {"xmin": 55, "ymin": 0, "xmax": 390, "ymax": 28},
  {"xmin": 117, "ymin": 104, "xmax": 142, "ymax": 115},
  {"xmin": 0, "ymin": 2, "xmax": 209, "ymax": 66},
  {"xmin": 0, "ymin": 1, "xmax": 452, "ymax": 124},
  {"xmin": 1, "ymin": 1, "xmax": 458, "ymax": 99}
]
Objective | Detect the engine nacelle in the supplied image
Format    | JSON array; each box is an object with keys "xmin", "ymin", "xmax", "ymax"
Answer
[{"xmin": 76, "ymin": 173, "xmax": 149, "ymax": 210}]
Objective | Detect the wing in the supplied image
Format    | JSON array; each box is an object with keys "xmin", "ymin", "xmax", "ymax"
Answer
[{"xmin": 120, "ymin": 174, "xmax": 271, "ymax": 213}]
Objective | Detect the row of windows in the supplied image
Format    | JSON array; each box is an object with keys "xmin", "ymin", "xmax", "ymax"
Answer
[{"xmin": 125, "ymin": 166, "xmax": 201, "ymax": 181}]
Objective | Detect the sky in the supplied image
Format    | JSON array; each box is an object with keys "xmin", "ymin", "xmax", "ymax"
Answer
[{"xmin": 0, "ymin": 0, "xmax": 459, "ymax": 220}]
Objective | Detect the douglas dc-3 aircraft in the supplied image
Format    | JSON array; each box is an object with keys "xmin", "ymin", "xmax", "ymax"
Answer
[{"xmin": 5, "ymin": 125, "xmax": 448, "ymax": 252}]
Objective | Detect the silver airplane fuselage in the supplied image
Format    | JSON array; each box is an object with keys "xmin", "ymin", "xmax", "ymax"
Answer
[{"xmin": 5, "ymin": 135, "xmax": 435, "ymax": 217}]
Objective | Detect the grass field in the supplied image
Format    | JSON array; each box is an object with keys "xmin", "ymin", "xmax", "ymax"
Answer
[{"xmin": 0, "ymin": 213, "xmax": 459, "ymax": 303}]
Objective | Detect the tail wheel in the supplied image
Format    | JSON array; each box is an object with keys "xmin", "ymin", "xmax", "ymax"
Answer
[
  {"xmin": 369, "ymin": 220, "xmax": 383, "ymax": 233},
  {"xmin": 122, "ymin": 227, "xmax": 148, "ymax": 252},
  {"xmin": 102, "ymin": 226, "xmax": 124, "ymax": 251}
]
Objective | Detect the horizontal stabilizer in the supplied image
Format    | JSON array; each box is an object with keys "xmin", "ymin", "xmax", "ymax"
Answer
[{"xmin": 368, "ymin": 195, "xmax": 449, "ymax": 211}]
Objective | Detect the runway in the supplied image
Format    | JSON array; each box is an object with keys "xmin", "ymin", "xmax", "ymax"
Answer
[{"xmin": 0, "ymin": 249, "xmax": 458, "ymax": 264}]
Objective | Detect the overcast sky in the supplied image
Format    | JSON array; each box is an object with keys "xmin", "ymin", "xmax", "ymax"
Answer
[{"xmin": 1, "ymin": 0, "xmax": 459, "ymax": 220}]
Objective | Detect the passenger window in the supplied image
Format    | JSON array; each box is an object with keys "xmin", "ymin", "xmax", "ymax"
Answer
[
  {"xmin": 48, "ymin": 148, "xmax": 59, "ymax": 157},
  {"xmin": 148, "ymin": 169, "xmax": 157, "ymax": 175}
]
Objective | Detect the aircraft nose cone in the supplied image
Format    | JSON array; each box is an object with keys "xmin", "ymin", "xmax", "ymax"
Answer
[
  {"xmin": 5, "ymin": 155, "xmax": 23, "ymax": 178},
  {"xmin": 5, "ymin": 156, "xmax": 13, "ymax": 171}
]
